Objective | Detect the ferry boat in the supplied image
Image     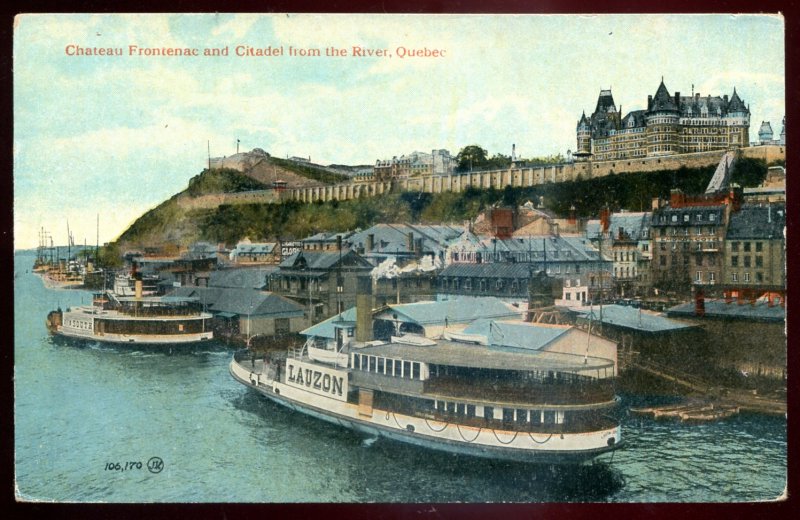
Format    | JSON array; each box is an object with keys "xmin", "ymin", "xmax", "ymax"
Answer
[
  {"xmin": 46, "ymin": 278, "xmax": 213, "ymax": 345},
  {"xmin": 230, "ymin": 305, "xmax": 622, "ymax": 464}
]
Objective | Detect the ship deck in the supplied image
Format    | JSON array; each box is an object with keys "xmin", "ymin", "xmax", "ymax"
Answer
[{"xmin": 353, "ymin": 339, "xmax": 615, "ymax": 375}]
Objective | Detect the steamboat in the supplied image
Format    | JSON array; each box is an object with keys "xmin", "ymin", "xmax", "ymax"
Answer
[
  {"xmin": 46, "ymin": 276, "xmax": 213, "ymax": 345},
  {"xmin": 230, "ymin": 296, "xmax": 622, "ymax": 464}
]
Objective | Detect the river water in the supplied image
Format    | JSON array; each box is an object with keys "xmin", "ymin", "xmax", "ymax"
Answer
[{"xmin": 13, "ymin": 251, "xmax": 786, "ymax": 503}]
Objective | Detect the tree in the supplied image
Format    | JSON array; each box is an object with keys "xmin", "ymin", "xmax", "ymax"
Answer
[
  {"xmin": 456, "ymin": 145, "xmax": 489, "ymax": 172},
  {"xmin": 487, "ymin": 153, "xmax": 512, "ymax": 170}
]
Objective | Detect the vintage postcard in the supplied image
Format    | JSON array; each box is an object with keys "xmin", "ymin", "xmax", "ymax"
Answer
[{"xmin": 13, "ymin": 13, "xmax": 786, "ymax": 504}]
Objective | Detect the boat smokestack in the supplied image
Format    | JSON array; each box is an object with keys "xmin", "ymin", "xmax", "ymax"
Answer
[
  {"xmin": 132, "ymin": 262, "xmax": 143, "ymax": 299},
  {"xmin": 356, "ymin": 275, "xmax": 373, "ymax": 342}
]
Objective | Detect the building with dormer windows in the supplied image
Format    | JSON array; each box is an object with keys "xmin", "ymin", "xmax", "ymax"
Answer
[{"xmin": 575, "ymin": 80, "xmax": 751, "ymax": 162}]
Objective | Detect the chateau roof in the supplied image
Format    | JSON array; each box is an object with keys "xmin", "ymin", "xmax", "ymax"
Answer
[
  {"xmin": 594, "ymin": 89, "xmax": 617, "ymax": 115},
  {"xmin": 577, "ymin": 111, "xmax": 590, "ymax": 130},
  {"xmin": 648, "ymin": 80, "xmax": 678, "ymax": 112},
  {"xmin": 727, "ymin": 87, "xmax": 747, "ymax": 113},
  {"xmin": 621, "ymin": 110, "xmax": 647, "ymax": 129}
]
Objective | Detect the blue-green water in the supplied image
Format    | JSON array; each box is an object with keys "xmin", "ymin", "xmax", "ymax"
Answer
[{"xmin": 13, "ymin": 251, "xmax": 786, "ymax": 503}]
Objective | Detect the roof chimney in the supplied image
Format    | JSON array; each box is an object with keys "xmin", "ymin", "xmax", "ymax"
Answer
[
  {"xmin": 366, "ymin": 233, "xmax": 375, "ymax": 252},
  {"xmin": 694, "ymin": 287, "xmax": 705, "ymax": 317},
  {"xmin": 407, "ymin": 232, "xmax": 414, "ymax": 252}
]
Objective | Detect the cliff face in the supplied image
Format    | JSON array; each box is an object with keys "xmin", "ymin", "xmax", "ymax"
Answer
[{"xmin": 116, "ymin": 150, "xmax": 351, "ymax": 251}]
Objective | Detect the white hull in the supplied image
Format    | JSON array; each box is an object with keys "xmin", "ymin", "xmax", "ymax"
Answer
[
  {"xmin": 230, "ymin": 358, "xmax": 621, "ymax": 464},
  {"xmin": 55, "ymin": 328, "xmax": 213, "ymax": 345},
  {"xmin": 50, "ymin": 305, "xmax": 214, "ymax": 346}
]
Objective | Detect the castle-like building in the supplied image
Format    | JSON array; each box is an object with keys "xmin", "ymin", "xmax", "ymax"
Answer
[{"xmin": 575, "ymin": 80, "xmax": 751, "ymax": 162}]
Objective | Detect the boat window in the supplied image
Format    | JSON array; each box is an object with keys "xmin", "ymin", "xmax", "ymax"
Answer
[
  {"xmin": 543, "ymin": 410, "xmax": 556, "ymax": 425},
  {"xmin": 503, "ymin": 408, "xmax": 514, "ymax": 423},
  {"xmin": 457, "ymin": 403, "xmax": 466, "ymax": 415},
  {"xmin": 436, "ymin": 400, "xmax": 446, "ymax": 412},
  {"xmin": 466, "ymin": 404, "xmax": 476, "ymax": 418},
  {"xmin": 516, "ymin": 409, "xmax": 528, "ymax": 424},
  {"xmin": 403, "ymin": 361, "xmax": 412, "ymax": 379},
  {"xmin": 369, "ymin": 356, "xmax": 377, "ymax": 372},
  {"xmin": 377, "ymin": 358, "xmax": 385, "ymax": 374},
  {"xmin": 484, "ymin": 406, "xmax": 494, "ymax": 421},
  {"xmin": 530, "ymin": 410, "xmax": 542, "ymax": 425},
  {"xmin": 447, "ymin": 402, "xmax": 456, "ymax": 414},
  {"xmin": 412, "ymin": 362, "xmax": 421, "ymax": 380},
  {"xmin": 386, "ymin": 359, "xmax": 394, "ymax": 375}
]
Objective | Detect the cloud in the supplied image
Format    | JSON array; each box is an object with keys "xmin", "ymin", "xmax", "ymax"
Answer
[{"xmin": 210, "ymin": 14, "xmax": 260, "ymax": 39}]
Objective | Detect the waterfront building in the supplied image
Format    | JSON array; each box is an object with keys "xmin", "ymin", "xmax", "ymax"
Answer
[
  {"xmin": 437, "ymin": 263, "xmax": 537, "ymax": 300},
  {"xmin": 650, "ymin": 192, "xmax": 735, "ymax": 294},
  {"xmin": 722, "ymin": 203, "xmax": 786, "ymax": 301},
  {"xmin": 208, "ymin": 266, "xmax": 277, "ymax": 290},
  {"xmin": 268, "ymin": 248, "xmax": 374, "ymax": 321},
  {"xmin": 586, "ymin": 211, "xmax": 652, "ymax": 297},
  {"xmin": 575, "ymin": 80, "xmax": 750, "ymax": 162},
  {"xmin": 169, "ymin": 284, "xmax": 307, "ymax": 339},
  {"xmin": 301, "ymin": 231, "xmax": 355, "ymax": 252},
  {"xmin": 229, "ymin": 239, "xmax": 280, "ymax": 264},
  {"xmin": 666, "ymin": 298, "xmax": 786, "ymax": 382},
  {"xmin": 348, "ymin": 223, "xmax": 464, "ymax": 266},
  {"xmin": 445, "ymin": 232, "xmax": 610, "ymax": 279}
]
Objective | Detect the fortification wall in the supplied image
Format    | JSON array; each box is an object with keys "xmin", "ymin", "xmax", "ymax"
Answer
[
  {"xmin": 176, "ymin": 190, "xmax": 281, "ymax": 210},
  {"xmin": 189, "ymin": 145, "xmax": 786, "ymax": 209}
]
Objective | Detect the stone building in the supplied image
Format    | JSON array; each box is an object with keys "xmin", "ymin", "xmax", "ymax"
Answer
[
  {"xmin": 650, "ymin": 193, "xmax": 734, "ymax": 295},
  {"xmin": 586, "ymin": 211, "xmax": 652, "ymax": 297},
  {"xmin": 268, "ymin": 249, "xmax": 374, "ymax": 321},
  {"xmin": 371, "ymin": 149, "xmax": 455, "ymax": 181},
  {"xmin": 722, "ymin": 203, "xmax": 786, "ymax": 300},
  {"xmin": 575, "ymin": 80, "xmax": 750, "ymax": 162}
]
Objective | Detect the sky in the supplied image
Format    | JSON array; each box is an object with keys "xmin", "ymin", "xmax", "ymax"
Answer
[{"xmin": 13, "ymin": 13, "xmax": 785, "ymax": 250}]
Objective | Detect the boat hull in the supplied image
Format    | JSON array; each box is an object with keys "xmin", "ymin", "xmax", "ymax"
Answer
[
  {"xmin": 53, "ymin": 329, "xmax": 214, "ymax": 345},
  {"xmin": 230, "ymin": 358, "xmax": 622, "ymax": 464}
]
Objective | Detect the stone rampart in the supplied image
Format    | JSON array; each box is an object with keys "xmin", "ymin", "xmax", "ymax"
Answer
[{"xmin": 186, "ymin": 145, "xmax": 786, "ymax": 209}]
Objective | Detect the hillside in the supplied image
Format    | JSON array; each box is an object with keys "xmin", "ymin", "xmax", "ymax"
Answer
[
  {"xmin": 111, "ymin": 157, "xmax": 770, "ymax": 254},
  {"xmin": 210, "ymin": 149, "xmax": 349, "ymax": 186}
]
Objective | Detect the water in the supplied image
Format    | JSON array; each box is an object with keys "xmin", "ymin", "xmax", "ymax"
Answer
[{"xmin": 13, "ymin": 251, "xmax": 786, "ymax": 503}]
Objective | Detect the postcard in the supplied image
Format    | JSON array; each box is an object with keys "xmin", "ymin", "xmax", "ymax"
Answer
[{"xmin": 13, "ymin": 13, "xmax": 786, "ymax": 504}]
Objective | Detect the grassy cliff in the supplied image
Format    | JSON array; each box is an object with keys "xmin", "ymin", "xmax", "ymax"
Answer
[{"xmin": 113, "ymin": 157, "xmax": 769, "ymax": 250}]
